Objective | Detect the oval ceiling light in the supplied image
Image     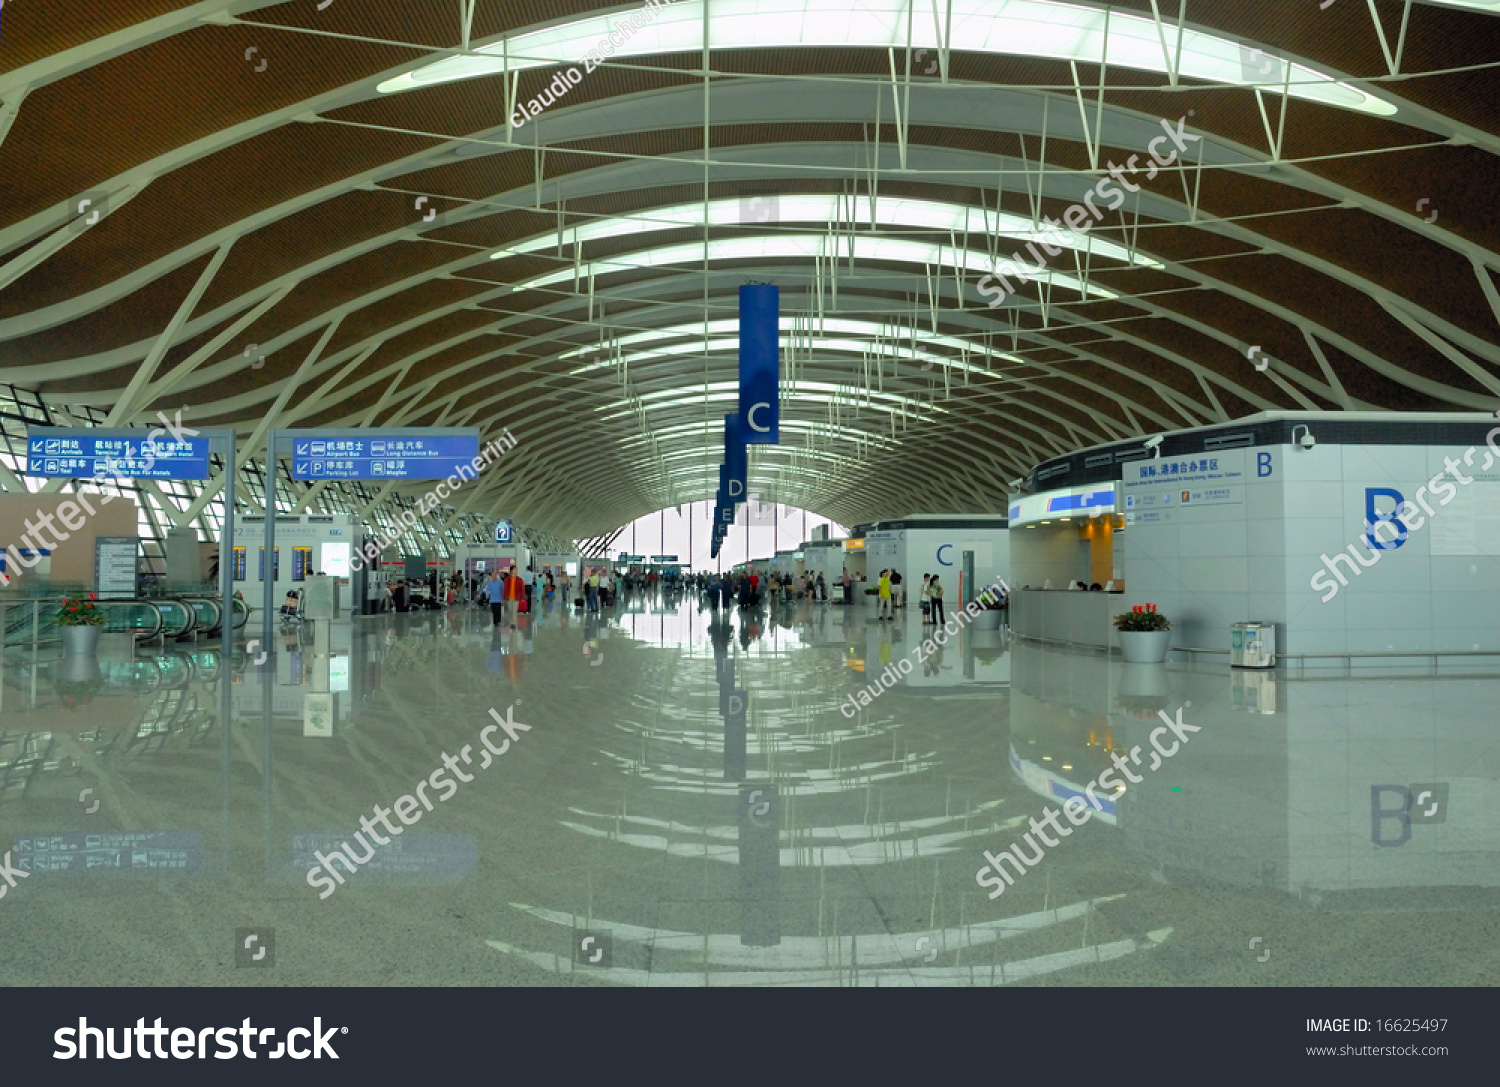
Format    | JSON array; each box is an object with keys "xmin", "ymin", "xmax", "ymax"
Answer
[{"xmin": 376, "ymin": 0, "xmax": 1396, "ymax": 117}]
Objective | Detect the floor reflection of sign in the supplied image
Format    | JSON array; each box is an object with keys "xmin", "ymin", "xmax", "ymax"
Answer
[
  {"xmin": 12, "ymin": 831, "xmax": 203, "ymax": 873},
  {"xmin": 94, "ymin": 537, "xmax": 139, "ymax": 595},
  {"xmin": 289, "ymin": 834, "xmax": 476, "ymax": 880},
  {"xmin": 304, "ymin": 692, "xmax": 334, "ymax": 737}
]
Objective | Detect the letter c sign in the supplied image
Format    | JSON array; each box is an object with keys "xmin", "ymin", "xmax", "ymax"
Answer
[
  {"xmin": 936, "ymin": 544, "xmax": 953, "ymax": 566},
  {"xmin": 747, "ymin": 402, "xmax": 771, "ymax": 433}
]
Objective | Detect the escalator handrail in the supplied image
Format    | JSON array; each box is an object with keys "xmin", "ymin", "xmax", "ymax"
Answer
[
  {"xmin": 143, "ymin": 599, "xmax": 196, "ymax": 638},
  {"xmin": 91, "ymin": 599, "xmax": 164, "ymax": 641},
  {"xmin": 179, "ymin": 595, "xmax": 223, "ymax": 635}
]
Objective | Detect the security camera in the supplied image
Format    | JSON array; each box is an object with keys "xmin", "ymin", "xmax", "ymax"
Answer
[
  {"xmin": 1008, "ymin": 477, "xmax": 1025, "ymax": 490},
  {"xmin": 1292, "ymin": 424, "xmax": 1315, "ymax": 450},
  {"xmin": 1143, "ymin": 434, "xmax": 1164, "ymax": 458}
]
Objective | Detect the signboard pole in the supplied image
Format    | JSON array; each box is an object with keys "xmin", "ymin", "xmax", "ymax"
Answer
[
  {"xmin": 263, "ymin": 430, "xmax": 279, "ymax": 648},
  {"xmin": 220, "ymin": 429, "xmax": 237, "ymax": 736}
]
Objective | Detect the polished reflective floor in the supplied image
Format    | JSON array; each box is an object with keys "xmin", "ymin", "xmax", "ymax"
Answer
[{"xmin": 4, "ymin": 591, "xmax": 1499, "ymax": 986}]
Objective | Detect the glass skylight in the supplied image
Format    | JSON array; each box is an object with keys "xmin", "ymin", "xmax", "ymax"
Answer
[
  {"xmin": 505, "ymin": 235, "xmax": 1117, "ymax": 300},
  {"xmin": 616, "ymin": 417, "xmax": 896, "ymax": 448},
  {"xmin": 377, "ymin": 0, "xmax": 1396, "ymax": 117},
  {"xmin": 562, "ymin": 318, "xmax": 1024, "ymax": 377},
  {"xmin": 568, "ymin": 336, "xmax": 992, "ymax": 378},
  {"xmin": 504, "ymin": 195, "xmax": 1161, "ymax": 271},
  {"xmin": 593, "ymin": 381, "xmax": 949, "ymax": 421}
]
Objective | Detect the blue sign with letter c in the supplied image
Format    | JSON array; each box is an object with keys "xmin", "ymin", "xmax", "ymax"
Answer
[{"xmin": 936, "ymin": 544, "xmax": 953, "ymax": 566}]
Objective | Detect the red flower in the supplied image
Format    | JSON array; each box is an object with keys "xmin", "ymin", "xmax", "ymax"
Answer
[{"xmin": 89, "ymin": 593, "xmax": 96, "ymax": 600}]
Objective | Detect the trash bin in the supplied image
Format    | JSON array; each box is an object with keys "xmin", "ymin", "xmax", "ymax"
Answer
[{"xmin": 1230, "ymin": 621, "xmax": 1276, "ymax": 668}]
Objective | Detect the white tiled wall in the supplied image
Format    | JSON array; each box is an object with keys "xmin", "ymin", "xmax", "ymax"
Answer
[{"xmin": 1119, "ymin": 440, "xmax": 1500, "ymax": 657}]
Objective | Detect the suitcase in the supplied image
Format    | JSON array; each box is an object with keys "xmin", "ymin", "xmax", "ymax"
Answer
[{"xmin": 574, "ymin": 597, "xmax": 585, "ymax": 608}]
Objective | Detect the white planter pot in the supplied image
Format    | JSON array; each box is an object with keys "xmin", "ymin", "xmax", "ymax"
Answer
[
  {"xmin": 861, "ymin": 592, "xmax": 880, "ymax": 608},
  {"xmin": 61, "ymin": 624, "xmax": 102, "ymax": 656},
  {"xmin": 1118, "ymin": 629, "xmax": 1171, "ymax": 664},
  {"xmin": 972, "ymin": 609, "xmax": 1003, "ymax": 630}
]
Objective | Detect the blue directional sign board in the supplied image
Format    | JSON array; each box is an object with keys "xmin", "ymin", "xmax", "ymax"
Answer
[
  {"xmin": 286, "ymin": 431, "xmax": 480, "ymax": 481},
  {"xmin": 25, "ymin": 432, "xmax": 211, "ymax": 479}
]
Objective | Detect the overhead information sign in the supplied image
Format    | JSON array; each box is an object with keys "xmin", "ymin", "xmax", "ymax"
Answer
[
  {"xmin": 26, "ymin": 432, "xmax": 211, "ymax": 479},
  {"xmin": 285, "ymin": 430, "xmax": 480, "ymax": 481}
]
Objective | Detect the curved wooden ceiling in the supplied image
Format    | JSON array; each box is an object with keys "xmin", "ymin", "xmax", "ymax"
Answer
[{"xmin": 1, "ymin": 0, "xmax": 1497, "ymax": 535}]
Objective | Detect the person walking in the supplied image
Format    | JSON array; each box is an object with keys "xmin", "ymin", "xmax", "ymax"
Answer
[
  {"xmin": 928, "ymin": 574, "xmax": 946, "ymax": 627},
  {"xmin": 816, "ymin": 573, "xmax": 827, "ymax": 602},
  {"xmin": 585, "ymin": 568, "xmax": 601, "ymax": 612},
  {"xmin": 841, "ymin": 567, "xmax": 852, "ymax": 606},
  {"xmin": 876, "ymin": 569, "xmax": 893, "ymax": 620},
  {"xmin": 502, "ymin": 566, "xmax": 524, "ymax": 625},
  {"xmin": 891, "ymin": 569, "xmax": 904, "ymax": 611},
  {"xmin": 483, "ymin": 570, "xmax": 506, "ymax": 627}
]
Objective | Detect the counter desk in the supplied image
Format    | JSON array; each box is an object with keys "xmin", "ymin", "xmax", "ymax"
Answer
[{"xmin": 1009, "ymin": 588, "xmax": 1123, "ymax": 650}]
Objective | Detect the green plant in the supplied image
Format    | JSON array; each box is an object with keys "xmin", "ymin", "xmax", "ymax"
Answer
[
  {"xmin": 54, "ymin": 677, "xmax": 105, "ymax": 706},
  {"xmin": 976, "ymin": 588, "xmax": 1007, "ymax": 610},
  {"xmin": 56, "ymin": 594, "xmax": 107, "ymax": 627},
  {"xmin": 863, "ymin": 586, "xmax": 879, "ymax": 595},
  {"xmin": 1113, "ymin": 603, "xmax": 1170, "ymax": 632}
]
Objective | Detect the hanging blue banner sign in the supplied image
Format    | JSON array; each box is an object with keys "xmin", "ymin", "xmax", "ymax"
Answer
[
  {"xmin": 724, "ymin": 413, "xmax": 747, "ymax": 501},
  {"xmin": 738, "ymin": 284, "xmax": 779, "ymax": 445}
]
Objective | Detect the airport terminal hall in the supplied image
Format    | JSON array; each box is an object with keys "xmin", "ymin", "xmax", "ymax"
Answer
[{"xmin": 2, "ymin": 0, "xmax": 1500, "ymax": 1058}]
